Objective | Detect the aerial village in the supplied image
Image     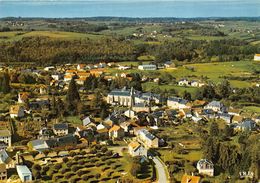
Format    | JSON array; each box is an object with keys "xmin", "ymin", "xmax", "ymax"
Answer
[{"xmin": 0, "ymin": 60, "xmax": 259, "ymax": 183}]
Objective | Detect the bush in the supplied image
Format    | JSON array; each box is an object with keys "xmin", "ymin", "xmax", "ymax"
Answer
[
  {"xmin": 105, "ymin": 150, "xmax": 113, "ymax": 156},
  {"xmin": 77, "ymin": 170, "xmax": 85, "ymax": 177},
  {"xmin": 54, "ymin": 163, "xmax": 62, "ymax": 170},
  {"xmin": 63, "ymin": 157, "xmax": 69, "ymax": 163},
  {"xmin": 101, "ymin": 146, "xmax": 108, "ymax": 153},
  {"xmin": 69, "ymin": 151, "xmax": 76, "ymax": 157},
  {"xmin": 95, "ymin": 173, "xmax": 101, "ymax": 179},
  {"xmin": 82, "ymin": 175, "xmax": 89, "ymax": 181},
  {"xmin": 71, "ymin": 165, "xmax": 79, "ymax": 172},
  {"xmin": 78, "ymin": 160, "xmax": 85, "ymax": 165},
  {"xmin": 96, "ymin": 152, "xmax": 102, "ymax": 157},
  {"xmin": 64, "ymin": 172, "xmax": 74, "ymax": 179}
]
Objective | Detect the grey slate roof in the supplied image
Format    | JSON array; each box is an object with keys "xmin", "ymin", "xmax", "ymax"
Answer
[{"xmin": 53, "ymin": 123, "xmax": 68, "ymax": 130}]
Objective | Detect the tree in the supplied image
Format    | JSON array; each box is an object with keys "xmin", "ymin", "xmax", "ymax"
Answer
[
  {"xmin": 217, "ymin": 79, "xmax": 232, "ymax": 99},
  {"xmin": 130, "ymin": 162, "xmax": 141, "ymax": 177},
  {"xmin": 0, "ymin": 72, "xmax": 11, "ymax": 93},
  {"xmin": 210, "ymin": 121, "xmax": 219, "ymax": 136},
  {"xmin": 183, "ymin": 90, "xmax": 192, "ymax": 101},
  {"xmin": 66, "ymin": 78, "xmax": 80, "ymax": 114}
]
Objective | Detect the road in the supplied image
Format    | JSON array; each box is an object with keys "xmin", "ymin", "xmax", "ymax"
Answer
[{"xmin": 152, "ymin": 156, "xmax": 169, "ymax": 183}]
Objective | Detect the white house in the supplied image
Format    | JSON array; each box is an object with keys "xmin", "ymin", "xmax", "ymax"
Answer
[
  {"xmin": 108, "ymin": 125, "xmax": 124, "ymax": 139},
  {"xmin": 118, "ymin": 65, "xmax": 131, "ymax": 70},
  {"xmin": 167, "ymin": 97, "xmax": 190, "ymax": 109},
  {"xmin": 178, "ymin": 79, "xmax": 190, "ymax": 86},
  {"xmin": 0, "ymin": 130, "xmax": 11, "ymax": 147},
  {"xmin": 128, "ymin": 141, "xmax": 147, "ymax": 157},
  {"xmin": 53, "ymin": 123, "xmax": 69, "ymax": 136},
  {"xmin": 138, "ymin": 64, "xmax": 157, "ymax": 71},
  {"xmin": 137, "ymin": 129, "xmax": 159, "ymax": 148},
  {"xmin": 254, "ymin": 54, "xmax": 260, "ymax": 61},
  {"xmin": 16, "ymin": 165, "xmax": 32, "ymax": 182},
  {"xmin": 124, "ymin": 109, "xmax": 136, "ymax": 119},
  {"xmin": 197, "ymin": 159, "xmax": 214, "ymax": 176},
  {"xmin": 204, "ymin": 101, "xmax": 225, "ymax": 112}
]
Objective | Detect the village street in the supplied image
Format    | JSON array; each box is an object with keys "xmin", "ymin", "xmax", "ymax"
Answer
[{"xmin": 152, "ymin": 156, "xmax": 169, "ymax": 183}]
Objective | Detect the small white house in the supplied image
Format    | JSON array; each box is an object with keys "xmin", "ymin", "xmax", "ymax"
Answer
[
  {"xmin": 197, "ymin": 159, "xmax": 214, "ymax": 176},
  {"xmin": 0, "ymin": 130, "xmax": 11, "ymax": 147},
  {"xmin": 16, "ymin": 165, "xmax": 32, "ymax": 182},
  {"xmin": 124, "ymin": 109, "xmax": 136, "ymax": 119}
]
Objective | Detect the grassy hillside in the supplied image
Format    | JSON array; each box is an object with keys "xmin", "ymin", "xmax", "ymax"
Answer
[{"xmin": 0, "ymin": 31, "xmax": 105, "ymax": 42}]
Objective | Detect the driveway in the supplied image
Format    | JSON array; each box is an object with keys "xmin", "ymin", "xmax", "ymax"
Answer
[{"xmin": 152, "ymin": 156, "xmax": 169, "ymax": 183}]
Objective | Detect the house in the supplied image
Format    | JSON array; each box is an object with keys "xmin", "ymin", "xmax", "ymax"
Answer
[
  {"xmin": 254, "ymin": 54, "xmax": 260, "ymax": 61},
  {"xmin": 0, "ymin": 130, "xmax": 11, "ymax": 147},
  {"xmin": 118, "ymin": 65, "xmax": 131, "ymax": 70},
  {"xmin": 181, "ymin": 174, "xmax": 201, "ymax": 183},
  {"xmin": 192, "ymin": 100, "xmax": 207, "ymax": 108},
  {"xmin": 180, "ymin": 109, "xmax": 192, "ymax": 118},
  {"xmin": 124, "ymin": 109, "xmax": 136, "ymax": 119},
  {"xmin": 196, "ymin": 159, "xmax": 214, "ymax": 176},
  {"xmin": 218, "ymin": 113, "xmax": 232, "ymax": 124},
  {"xmin": 18, "ymin": 92, "xmax": 29, "ymax": 103},
  {"xmin": 82, "ymin": 116, "xmax": 96, "ymax": 127},
  {"xmin": 204, "ymin": 101, "xmax": 226, "ymax": 112},
  {"xmin": 0, "ymin": 149, "xmax": 15, "ymax": 169},
  {"xmin": 39, "ymin": 85, "xmax": 47, "ymax": 94},
  {"xmin": 167, "ymin": 97, "xmax": 190, "ymax": 109},
  {"xmin": 236, "ymin": 119, "xmax": 257, "ymax": 131},
  {"xmin": 108, "ymin": 125, "xmax": 124, "ymax": 139},
  {"xmin": 53, "ymin": 123, "xmax": 69, "ymax": 136},
  {"xmin": 228, "ymin": 108, "xmax": 241, "ymax": 116},
  {"xmin": 38, "ymin": 128, "xmax": 54, "ymax": 140},
  {"xmin": 10, "ymin": 105, "xmax": 24, "ymax": 118},
  {"xmin": 75, "ymin": 126, "xmax": 94, "ymax": 140},
  {"xmin": 0, "ymin": 164, "xmax": 7, "ymax": 180},
  {"xmin": 29, "ymin": 139, "xmax": 49, "ymax": 152},
  {"xmin": 128, "ymin": 141, "xmax": 147, "ymax": 157},
  {"xmin": 137, "ymin": 129, "xmax": 159, "ymax": 148},
  {"xmin": 178, "ymin": 79, "xmax": 190, "ymax": 86},
  {"xmin": 51, "ymin": 73, "xmax": 63, "ymax": 81},
  {"xmin": 164, "ymin": 61, "xmax": 175, "ymax": 68},
  {"xmin": 16, "ymin": 165, "xmax": 32, "ymax": 182},
  {"xmin": 138, "ymin": 64, "xmax": 157, "ymax": 71},
  {"xmin": 77, "ymin": 64, "xmax": 86, "ymax": 71},
  {"xmin": 96, "ymin": 128, "xmax": 109, "ymax": 140},
  {"xmin": 191, "ymin": 80, "xmax": 205, "ymax": 87}
]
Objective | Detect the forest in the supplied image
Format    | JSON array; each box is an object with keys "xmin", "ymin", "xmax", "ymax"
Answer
[{"xmin": 0, "ymin": 36, "xmax": 259, "ymax": 65}]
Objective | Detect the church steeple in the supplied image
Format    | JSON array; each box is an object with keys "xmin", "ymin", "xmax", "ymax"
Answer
[{"xmin": 130, "ymin": 87, "xmax": 135, "ymax": 109}]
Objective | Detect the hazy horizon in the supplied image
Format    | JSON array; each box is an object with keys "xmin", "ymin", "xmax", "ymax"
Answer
[{"xmin": 0, "ymin": 0, "xmax": 259, "ymax": 18}]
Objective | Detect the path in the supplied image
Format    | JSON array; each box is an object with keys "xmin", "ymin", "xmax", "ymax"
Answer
[{"xmin": 152, "ymin": 156, "xmax": 169, "ymax": 183}]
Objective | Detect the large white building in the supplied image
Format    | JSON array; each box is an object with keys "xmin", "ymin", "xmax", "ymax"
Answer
[
  {"xmin": 138, "ymin": 64, "xmax": 157, "ymax": 71},
  {"xmin": 254, "ymin": 54, "xmax": 260, "ymax": 61}
]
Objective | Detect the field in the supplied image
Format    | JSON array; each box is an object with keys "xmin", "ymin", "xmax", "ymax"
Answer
[
  {"xmin": 108, "ymin": 60, "xmax": 258, "ymax": 89},
  {"xmin": 0, "ymin": 31, "xmax": 105, "ymax": 42}
]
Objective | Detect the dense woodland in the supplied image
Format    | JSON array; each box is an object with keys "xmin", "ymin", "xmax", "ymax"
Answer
[{"xmin": 0, "ymin": 36, "xmax": 259, "ymax": 65}]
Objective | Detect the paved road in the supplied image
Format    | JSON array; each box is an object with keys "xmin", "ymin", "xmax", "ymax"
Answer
[{"xmin": 152, "ymin": 156, "xmax": 169, "ymax": 183}]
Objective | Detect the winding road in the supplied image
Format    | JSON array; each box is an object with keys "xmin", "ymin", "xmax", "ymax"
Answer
[{"xmin": 152, "ymin": 156, "xmax": 169, "ymax": 183}]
